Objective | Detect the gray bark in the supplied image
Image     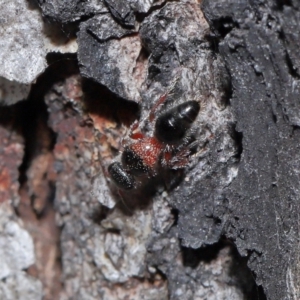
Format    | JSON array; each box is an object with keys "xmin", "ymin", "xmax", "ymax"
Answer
[{"xmin": 1, "ymin": 0, "xmax": 298, "ymax": 299}]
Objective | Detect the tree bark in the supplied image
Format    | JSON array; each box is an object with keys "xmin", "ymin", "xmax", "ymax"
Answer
[{"xmin": 1, "ymin": 0, "xmax": 298, "ymax": 299}]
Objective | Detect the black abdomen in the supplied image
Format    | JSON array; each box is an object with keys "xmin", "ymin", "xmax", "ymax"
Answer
[{"xmin": 154, "ymin": 101, "xmax": 200, "ymax": 143}]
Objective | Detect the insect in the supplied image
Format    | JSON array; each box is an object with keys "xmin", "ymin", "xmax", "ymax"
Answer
[{"xmin": 108, "ymin": 95, "xmax": 200, "ymax": 192}]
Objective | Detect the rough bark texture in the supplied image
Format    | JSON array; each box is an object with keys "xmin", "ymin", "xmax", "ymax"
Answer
[
  {"xmin": 1, "ymin": 0, "xmax": 299, "ymax": 299},
  {"xmin": 201, "ymin": 1, "xmax": 300, "ymax": 299},
  {"xmin": 0, "ymin": 105, "xmax": 43, "ymax": 299},
  {"xmin": 0, "ymin": 0, "xmax": 76, "ymax": 104}
]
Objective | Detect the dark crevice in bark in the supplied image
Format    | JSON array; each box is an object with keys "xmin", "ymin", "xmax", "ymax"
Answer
[
  {"xmin": 15, "ymin": 57, "xmax": 80, "ymax": 300},
  {"xmin": 210, "ymin": 17, "xmax": 238, "ymax": 39},
  {"xmin": 46, "ymin": 52, "xmax": 78, "ymax": 73},
  {"xmin": 43, "ymin": 17, "xmax": 80, "ymax": 39},
  {"xmin": 0, "ymin": 102, "xmax": 25, "ymax": 136},
  {"xmin": 230, "ymin": 247, "xmax": 267, "ymax": 300},
  {"xmin": 231, "ymin": 124, "xmax": 243, "ymax": 160},
  {"xmin": 90, "ymin": 204, "xmax": 110, "ymax": 225},
  {"xmin": 257, "ymin": 286, "xmax": 268, "ymax": 300},
  {"xmin": 275, "ymin": 0, "xmax": 293, "ymax": 10},
  {"xmin": 17, "ymin": 54, "xmax": 79, "ymax": 215},
  {"xmin": 170, "ymin": 208, "xmax": 179, "ymax": 226},
  {"xmin": 276, "ymin": 31, "xmax": 300, "ymax": 82},
  {"xmin": 14, "ymin": 96, "xmax": 61, "ymax": 299},
  {"xmin": 181, "ymin": 240, "xmax": 225, "ymax": 266},
  {"xmin": 87, "ymin": 29, "xmax": 138, "ymax": 44},
  {"xmin": 17, "ymin": 98, "xmax": 56, "ymax": 197},
  {"xmin": 205, "ymin": 32, "xmax": 221, "ymax": 54},
  {"xmin": 272, "ymin": 112, "xmax": 278, "ymax": 124},
  {"xmin": 292, "ymin": 124, "xmax": 300, "ymax": 132},
  {"xmin": 83, "ymin": 78, "xmax": 140, "ymax": 127},
  {"xmin": 222, "ymin": 70, "xmax": 233, "ymax": 107},
  {"xmin": 284, "ymin": 51, "xmax": 300, "ymax": 79},
  {"xmin": 180, "ymin": 239, "xmax": 266, "ymax": 299}
]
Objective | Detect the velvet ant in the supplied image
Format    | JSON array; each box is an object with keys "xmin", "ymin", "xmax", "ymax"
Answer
[{"xmin": 108, "ymin": 84, "xmax": 200, "ymax": 192}]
